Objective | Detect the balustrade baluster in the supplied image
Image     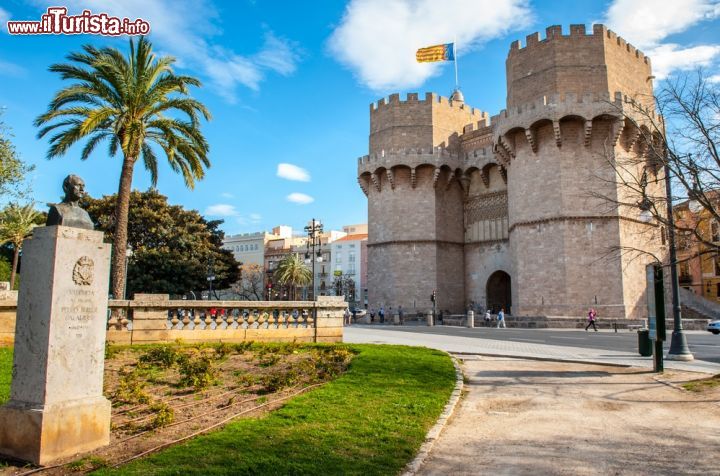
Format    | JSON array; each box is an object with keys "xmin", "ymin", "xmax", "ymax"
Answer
[
  {"xmin": 191, "ymin": 310, "xmax": 200, "ymax": 329},
  {"xmin": 215, "ymin": 310, "xmax": 225, "ymax": 329},
  {"xmin": 247, "ymin": 310, "xmax": 255, "ymax": 328},
  {"xmin": 171, "ymin": 310, "xmax": 180, "ymax": 329},
  {"xmin": 107, "ymin": 312, "xmax": 119, "ymax": 331}
]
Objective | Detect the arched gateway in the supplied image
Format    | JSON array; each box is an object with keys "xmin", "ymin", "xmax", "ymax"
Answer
[{"xmin": 486, "ymin": 271, "xmax": 511, "ymax": 314}]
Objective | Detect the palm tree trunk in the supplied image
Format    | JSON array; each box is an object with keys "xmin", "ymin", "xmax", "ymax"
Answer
[
  {"xmin": 9, "ymin": 244, "xmax": 19, "ymax": 290},
  {"xmin": 111, "ymin": 155, "xmax": 136, "ymax": 299}
]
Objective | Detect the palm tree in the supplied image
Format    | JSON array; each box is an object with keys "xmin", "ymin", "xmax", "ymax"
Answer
[
  {"xmin": 35, "ymin": 37, "xmax": 210, "ymax": 299},
  {"xmin": 0, "ymin": 203, "xmax": 41, "ymax": 289},
  {"xmin": 274, "ymin": 254, "xmax": 311, "ymax": 300}
]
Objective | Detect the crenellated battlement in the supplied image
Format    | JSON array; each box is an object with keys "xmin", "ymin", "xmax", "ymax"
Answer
[
  {"xmin": 370, "ymin": 92, "xmax": 486, "ymax": 118},
  {"xmin": 496, "ymin": 91, "xmax": 660, "ymax": 133},
  {"xmin": 358, "ymin": 146, "xmax": 457, "ymax": 166},
  {"xmin": 509, "ymin": 24, "xmax": 650, "ymax": 65}
]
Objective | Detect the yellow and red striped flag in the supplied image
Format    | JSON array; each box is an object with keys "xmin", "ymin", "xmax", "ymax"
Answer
[{"xmin": 416, "ymin": 43, "xmax": 455, "ymax": 63}]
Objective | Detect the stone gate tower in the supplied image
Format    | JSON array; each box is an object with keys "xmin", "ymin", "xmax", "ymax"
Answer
[
  {"xmin": 358, "ymin": 24, "xmax": 665, "ymax": 319},
  {"xmin": 357, "ymin": 92, "xmax": 486, "ymax": 313}
]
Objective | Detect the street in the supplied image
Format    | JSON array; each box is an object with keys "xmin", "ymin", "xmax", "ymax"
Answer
[{"xmin": 350, "ymin": 324, "xmax": 720, "ymax": 365}]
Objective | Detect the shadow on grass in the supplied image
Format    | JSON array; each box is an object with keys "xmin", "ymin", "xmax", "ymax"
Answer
[{"xmin": 94, "ymin": 344, "xmax": 456, "ymax": 476}]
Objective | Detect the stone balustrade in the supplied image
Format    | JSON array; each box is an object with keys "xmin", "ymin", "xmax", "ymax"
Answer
[{"xmin": 0, "ymin": 293, "xmax": 346, "ymax": 346}]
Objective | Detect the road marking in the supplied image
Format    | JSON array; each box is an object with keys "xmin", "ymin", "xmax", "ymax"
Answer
[
  {"xmin": 555, "ymin": 337, "xmax": 585, "ymax": 340},
  {"xmin": 512, "ymin": 339, "xmax": 546, "ymax": 343}
]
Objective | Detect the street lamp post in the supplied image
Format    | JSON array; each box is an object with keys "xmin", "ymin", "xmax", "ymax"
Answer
[
  {"xmin": 663, "ymin": 161, "xmax": 694, "ymax": 361},
  {"xmin": 207, "ymin": 256, "xmax": 217, "ymax": 300},
  {"xmin": 122, "ymin": 245, "xmax": 133, "ymax": 299},
  {"xmin": 304, "ymin": 218, "xmax": 323, "ymax": 301}
]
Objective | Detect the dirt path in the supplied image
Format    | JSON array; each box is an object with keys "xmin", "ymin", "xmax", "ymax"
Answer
[{"xmin": 419, "ymin": 356, "xmax": 720, "ymax": 476}]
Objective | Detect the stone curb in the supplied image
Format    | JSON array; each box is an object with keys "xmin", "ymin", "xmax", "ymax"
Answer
[
  {"xmin": 451, "ymin": 351, "xmax": 635, "ymax": 368},
  {"xmin": 451, "ymin": 351, "xmax": 718, "ymax": 374},
  {"xmin": 402, "ymin": 353, "xmax": 464, "ymax": 476}
]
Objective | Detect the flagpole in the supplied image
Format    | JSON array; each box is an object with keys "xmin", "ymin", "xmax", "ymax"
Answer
[{"xmin": 453, "ymin": 39, "xmax": 459, "ymax": 90}]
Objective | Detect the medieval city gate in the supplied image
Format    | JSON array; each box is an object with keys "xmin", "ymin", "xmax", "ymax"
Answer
[{"xmin": 486, "ymin": 270, "xmax": 511, "ymax": 314}]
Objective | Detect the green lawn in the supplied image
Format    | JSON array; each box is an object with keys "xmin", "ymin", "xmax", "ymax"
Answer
[
  {"xmin": 0, "ymin": 347, "xmax": 12, "ymax": 404},
  {"xmin": 97, "ymin": 344, "xmax": 455, "ymax": 476}
]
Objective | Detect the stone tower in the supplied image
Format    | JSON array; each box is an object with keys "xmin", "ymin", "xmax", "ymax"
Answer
[
  {"xmin": 357, "ymin": 92, "xmax": 486, "ymax": 313},
  {"xmin": 358, "ymin": 24, "xmax": 664, "ymax": 319},
  {"xmin": 496, "ymin": 24, "xmax": 662, "ymax": 319}
]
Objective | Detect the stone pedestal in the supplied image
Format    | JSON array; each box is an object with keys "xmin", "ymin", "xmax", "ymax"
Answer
[{"xmin": 0, "ymin": 226, "xmax": 111, "ymax": 465}]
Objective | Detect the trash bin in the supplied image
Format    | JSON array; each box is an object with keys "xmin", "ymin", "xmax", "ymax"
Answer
[{"xmin": 638, "ymin": 329, "xmax": 652, "ymax": 356}]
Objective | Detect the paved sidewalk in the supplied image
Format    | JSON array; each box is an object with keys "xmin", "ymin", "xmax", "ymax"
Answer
[
  {"xmin": 417, "ymin": 356, "xmax": 720, "ymax": 476},
  {"xmin": 345, "ymin": 326, "xmax": 720, "ymax": 374}
]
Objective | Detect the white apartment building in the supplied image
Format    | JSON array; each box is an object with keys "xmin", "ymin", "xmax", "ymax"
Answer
[
  {"xmin": 330, "ymin": 232, "xmax": 368, "ymax": 306},
  {"xmin": 223, "ymin": 226, "xmax": 293, "ymax": 267}
]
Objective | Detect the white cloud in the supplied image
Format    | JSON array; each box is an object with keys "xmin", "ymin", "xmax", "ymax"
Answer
[
  {"xmin": 286, "ymin": 193, "xmax": 314, "ymax": 205},
  {"xmin": 0, "ymin": 59, "xmax": 25, "ymax": 77},
  {"xmin": 220, "ymin": 192, "xmax": 235, "ymax": 199},
  {"xmin": 254, "ymin": 32, "xmax": 301, "ymax": 76},
  {"xmin": 709, "ymin": 74, "xmax": 720, "ymax": 83},
  {"xmin": 0, "ymin": 7, "xmax": 9, "ymax": 31},
  {"xmin": 249, "ymin": 213, "xmax": 262, "ymax": 221},
  {"xmin": 33, "ymin": 1, "xmax": 301, "ymax": 101},
  {"xmin": 650, "ymin": 44, "xmax": 720, "ymax": 79},
  {"xmin": 205, "ymin": 203, "xmax": 239, "ymax": 216},
  {"xmin": 277, "ymin": 163, "xmax": 311, "ymax": 182},
  {"xmin": 604, "ymin": 0, "xmax": 720, "ymax": 79},
  {"xmin": 605, "ymin": 0, "xmax": 718, "ymax": 49},
  {"xmin": 327, "ymin": 0, "xmax": 532, "ymax": 91}
]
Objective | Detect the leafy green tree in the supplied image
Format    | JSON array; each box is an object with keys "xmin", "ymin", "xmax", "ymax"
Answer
[
  {"xmin": 274, "ymin": 254, "xmax": 311, "ymax": 300},
  {"xmin": 83, "ymin": 189, "xmax": 239, "ymax": 297},
  {"xmin": 35, "ymin": 37, "xmax": 211, "ymax": 301},
  {"xmin": 0, "ymin": 111, "xmax": 34, "ymax": 200},
  {"xmin": 0, "ymin": 256, "xmax": 12, "ymax": 285},
  {"xmin": 0, "ymin": 203, "xmax": 41, "ymax": 289}
]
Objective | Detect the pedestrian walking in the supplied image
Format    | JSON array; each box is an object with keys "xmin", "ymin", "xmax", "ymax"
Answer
[
  {"xmin": 496, "ymin": 308, "xmax": 506, "ymax": 328},
  {"xmin": 344, "ymin": 307, "xmax": 351, "ymax": 326},
  {"xmin": 585, "ymin": 308, "xmax": 598, "ymax": 331},
  {"xmin": 484, "ymin": 309, "xmax": 492, "ymax": 326},
  {"xmin": 398, "ymin": 305, "xmax": 404, "ymax": 325},
  {"xmin": 370, "ymin": 308, "xmax": 376, "ymax": 322},
  {"xmin": 379, "ymin": 306, "xmax": 385, "ymax": 324}
]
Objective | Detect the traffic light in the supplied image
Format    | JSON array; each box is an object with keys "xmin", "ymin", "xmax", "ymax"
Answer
[{"xmin": 431, "ymin": 290, "xmax": 436, "ymax": 303}]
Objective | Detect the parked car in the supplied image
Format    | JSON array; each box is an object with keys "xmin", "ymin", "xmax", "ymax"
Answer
[
  {"xmin": 350, "ymin": 307, "xmax": 367, "ymax": 318},
  {"xmin": 708, "ymin": 320, "xmax": 720, "ymax": 335}
]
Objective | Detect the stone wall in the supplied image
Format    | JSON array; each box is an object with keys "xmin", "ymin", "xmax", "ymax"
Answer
[
  {"xmin": 0, "ymin": 291, "xmax": 18, "ymax": 345},
  {"xmin": 0, "ymin": 294, "xmax": 345, "ymax": 346}
]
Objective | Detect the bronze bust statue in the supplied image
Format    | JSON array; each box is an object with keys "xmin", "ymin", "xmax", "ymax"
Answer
[{"xmin": 46, "ymin": 175, "xmax": 94, "ymax": 230}]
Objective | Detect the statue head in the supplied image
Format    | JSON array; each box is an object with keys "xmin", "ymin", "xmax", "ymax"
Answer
[{"xmin": 62, "ymin": 175, "xmax": 86, "ymax": 203}]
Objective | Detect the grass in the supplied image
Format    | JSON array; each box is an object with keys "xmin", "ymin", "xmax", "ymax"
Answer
[
  {"xmin": 682, "ymin": 374, "xmax": 720, "ymax": 392},
  {"xmin": 96, "ymin": 344, "xmax": 455, "ymax": 475},
  {"xmin": 0, "ymin": 347, "xmax": 11, "ymax": 404}
]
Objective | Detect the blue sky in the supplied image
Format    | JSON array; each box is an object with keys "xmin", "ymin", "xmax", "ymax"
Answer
[{"xmin": 1, "ymin": 0, "xmax": 719, "ymax": 235}]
